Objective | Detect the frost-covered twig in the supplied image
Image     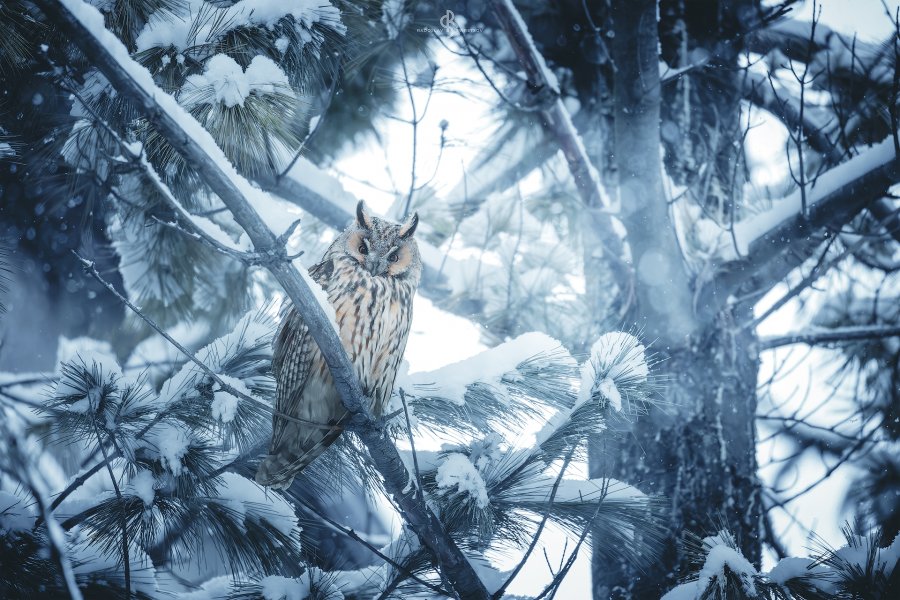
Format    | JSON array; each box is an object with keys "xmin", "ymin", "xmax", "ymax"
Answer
[
  {"xmin": 74, "ymin": 252, "xmax": 259, "ymax": 410},
  {"xmin": 41, "ymin": 2, "xmax": 490, "ymax": 595},
  {"xmin": 275, "ymin": 76, "xmax": 337, "ymax": 182}
]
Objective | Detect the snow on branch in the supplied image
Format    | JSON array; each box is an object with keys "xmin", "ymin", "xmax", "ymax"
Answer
[
  {"xmin": 35, "ymin": 0, "xmax": 490, "ymax": 596},
  {"xmin": 703, "ymin": 137, "xmax": 900, "ymax": 314},
  {"xmin": 491, "ymin": 0, "xmax": 628, "ymax": 283},
  {"xmin": 662, "ymin": 525, "xmax": 900, "ymax": 599},
  {"xmin": 491, "ymin": 0, "xmax": 607, "ymax": 211},
  {"xmin": 723, "ymin": 138, "xmax": 898, "ymax": 261}
]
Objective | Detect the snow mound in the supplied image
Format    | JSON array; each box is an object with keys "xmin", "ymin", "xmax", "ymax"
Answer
[
  {"xmin": 409, "ymin": 332, "xmax": 567, "ymax": 406},
  {"xmin": 184, "ymin": 54, "xmax": 291, "ymax": 108},
  {"xmin": 215, "ymin": 473, "xmax": 299, "ymax": 537},
  {"xmin": 436, "ymin": 453, "xmax": 489, "ymax": 508},
  {"xmin": 211, "ymin": 375, "xmax": 252, "ymax": 423}
]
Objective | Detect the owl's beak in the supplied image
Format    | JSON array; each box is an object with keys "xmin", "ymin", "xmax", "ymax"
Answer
[{"xmin": 364, "ymin": 255, "xmax": 387, "ymax": 275}]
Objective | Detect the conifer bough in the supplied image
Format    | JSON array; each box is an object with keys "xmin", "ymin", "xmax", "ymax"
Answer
[{"xmin": 32, "ymin": 0, "xmax": 490, "ymax": 596}]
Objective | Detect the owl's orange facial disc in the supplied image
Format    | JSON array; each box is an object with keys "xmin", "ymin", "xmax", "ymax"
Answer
[
  {"xmin": 386, "ymin": 245, "xmax": 413, "ymax": 277},
  {"xmin": 347, "ymin": 230, "xmax": 368, "ymax": 266}
]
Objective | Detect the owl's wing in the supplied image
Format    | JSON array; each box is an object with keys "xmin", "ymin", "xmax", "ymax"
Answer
[{"xmin": 270, "ymin": 258, "xmax": 335, "ymax": 448}]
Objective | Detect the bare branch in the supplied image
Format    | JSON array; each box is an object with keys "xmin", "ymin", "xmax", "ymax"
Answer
[
  {"xmin": 759, "ymin": 324, "xmax": 900, "ymax": 350},
  {"xmin": 491, "ymin": 0, "xmax": 630, "ymax": 289}
]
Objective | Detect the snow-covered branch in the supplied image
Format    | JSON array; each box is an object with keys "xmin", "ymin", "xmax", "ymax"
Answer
[
  {"xmin": 491, "ymin": 0, "xmax": 606, "ymax": 211},
  {"xmin": 702, "ymin": 137, "xmax": 899, "ymax": 316},
  {"xmin": 742, "ymin": 70, "xmax": 900, "ymax": 244},
  {"xmin": 34, "ymin": 0, "xmax": 490, "ymax": 596}
]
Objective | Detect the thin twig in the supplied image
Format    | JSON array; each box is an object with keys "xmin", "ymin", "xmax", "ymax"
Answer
[
  {"xmin": 74, "ymin": 251, "xmax": 327, "ymax": 432},
  {"xmin": 533, "ymin": 499, "xmax": 605, "ymax": 600},
  {"xmin": 74, "ymin": 252, "xmax": 256, "ymax": 406},
  {"xmin": 296, "ymin": 497, "xmax": 448, "ymax": 596},
  {"xmin": 492, "ymin": 446, "xmax": 577, "ymax": 600},
  {"xmin": 90, "ymin": 416, "xmax": 131, "ymax": 599},
  {"xmin": 399, "ymin": 388, "xmax": 424, "ymax": 503}
]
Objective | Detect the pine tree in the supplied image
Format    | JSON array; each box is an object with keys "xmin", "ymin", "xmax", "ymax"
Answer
[{"xmin": 0, "ymin": 1, "xmax": 671, "ymax": 598}]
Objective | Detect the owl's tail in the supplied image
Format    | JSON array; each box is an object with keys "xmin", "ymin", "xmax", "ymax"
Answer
[
  {"xmin": 254, "ymin": 454, "xmax": 298, "ymax": 490},
  {"xmin": 255, "ymin": 428, "xmax": 342, "ymax": 489}
]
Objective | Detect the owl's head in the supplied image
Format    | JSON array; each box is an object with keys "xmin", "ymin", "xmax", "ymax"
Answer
[{"xmin": 342, "ymin": 201, "xmax": 422, "ymax": 281}]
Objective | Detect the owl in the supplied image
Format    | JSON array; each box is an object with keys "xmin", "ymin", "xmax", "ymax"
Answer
[{"xmin": 255, "ymin": 201, "xmax": 422, "ymax": 489}]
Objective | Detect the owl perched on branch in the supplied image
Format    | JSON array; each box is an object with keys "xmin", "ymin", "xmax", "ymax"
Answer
[{"xmin": 255, "ymin": 201, "xmax": 422, "ymax": 489}]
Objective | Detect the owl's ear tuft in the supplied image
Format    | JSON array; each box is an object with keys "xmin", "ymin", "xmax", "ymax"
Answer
[
  {"xmin": 356, "ymin": 200, "xmax": 373, "ymax": 230},
  {"xmin": 399, "ymin": 212, "xmax": 419, "ymax": 239}
]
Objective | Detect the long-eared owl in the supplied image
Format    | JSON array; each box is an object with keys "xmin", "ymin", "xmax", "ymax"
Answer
[{"xmin": 255, "ymin": 201, "xmax": 422, "ymax": 489}]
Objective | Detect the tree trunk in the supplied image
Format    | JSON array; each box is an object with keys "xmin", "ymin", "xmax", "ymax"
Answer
[
  {"xmin": 590, "ymin": 0, "xmax": 763, "ymax": 596},
  {"xmin": 592, "ymin": 305, "xmax": 761, "ymax": 597}
]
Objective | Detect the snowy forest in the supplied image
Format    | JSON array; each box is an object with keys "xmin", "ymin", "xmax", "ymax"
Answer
[{"xmin": 1, "ymin": 0, "xmax": 899, "ymax": 598}]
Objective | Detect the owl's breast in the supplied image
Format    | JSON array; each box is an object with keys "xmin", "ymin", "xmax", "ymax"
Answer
[{"xmin": 328, "ymin": 270, "xmax": 414, "ymax": 414}]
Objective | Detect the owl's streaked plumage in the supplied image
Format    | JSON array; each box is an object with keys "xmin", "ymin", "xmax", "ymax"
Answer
[{"xmin": 255, "ymin": 201, "xmax": 422, "ymax": 489}]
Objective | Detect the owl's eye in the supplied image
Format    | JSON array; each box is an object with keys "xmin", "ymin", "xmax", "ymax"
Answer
[
  {"xmin": 387, "ymin": 251, "xmax": 399, "ymax": 263},
  {"xmin": 358, "ymin": 241, "xmax": 368, "ymax": 255}
]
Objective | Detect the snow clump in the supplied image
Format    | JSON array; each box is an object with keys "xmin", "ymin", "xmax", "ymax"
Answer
[
  {"xmin": 436, "ymin": 453, "xmax": 490, "ymax": 508},
  {"xmin": 183, "ymin": 54, "xmax": 291, "ymax": 108}
]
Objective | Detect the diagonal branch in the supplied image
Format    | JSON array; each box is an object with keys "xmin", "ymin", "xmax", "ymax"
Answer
[
  {"xmin": 758, "ymin": 323, "xmax": 900, "ymax": 350},
  {"xmin": 35, "ymin": 1, "xmax": 489, "ymax": 597},
  {"xmin": 743, "ymin": 70, "xmax": 900, "ymax": 244},
  {"xmin": 701, "ymin": 137, "xmax": 900, "ymax": 318},
  {"xmin": 3, "ymin": 431, "xmax": 84, "ymax": 600},
  {"xmin": 491, "ymin": 0, "xmax": 629, "ymax": 286}
]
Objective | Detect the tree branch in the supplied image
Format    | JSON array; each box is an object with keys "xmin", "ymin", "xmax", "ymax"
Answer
[
  {"xmin": 491, "ymin": 0, "xmax": 630, "ymax": 286},
  {"xmin": 295, "ymin": 497, "xmax": 448, "ymax": 596},
  {"xmin": 758, "ymin": 323, "xmax": 900, "ymax": 350},
  {"xmin": 3, "ymin": 432, "xmax": 84, "ymax": 600},
  {"xmin": 492, "ymin": 446, "xmax": 576, "ymax": 600},
  {"xmin": 701, "ymin": 138, "xmax": 900, "ymax": 318},
  {"xmin": 36, "ymin": 1, "xmax": 489, "ymax": 596},
  {"xmin": 743, "ymin": 70, "xmax": 900, "ymax": 244}
]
